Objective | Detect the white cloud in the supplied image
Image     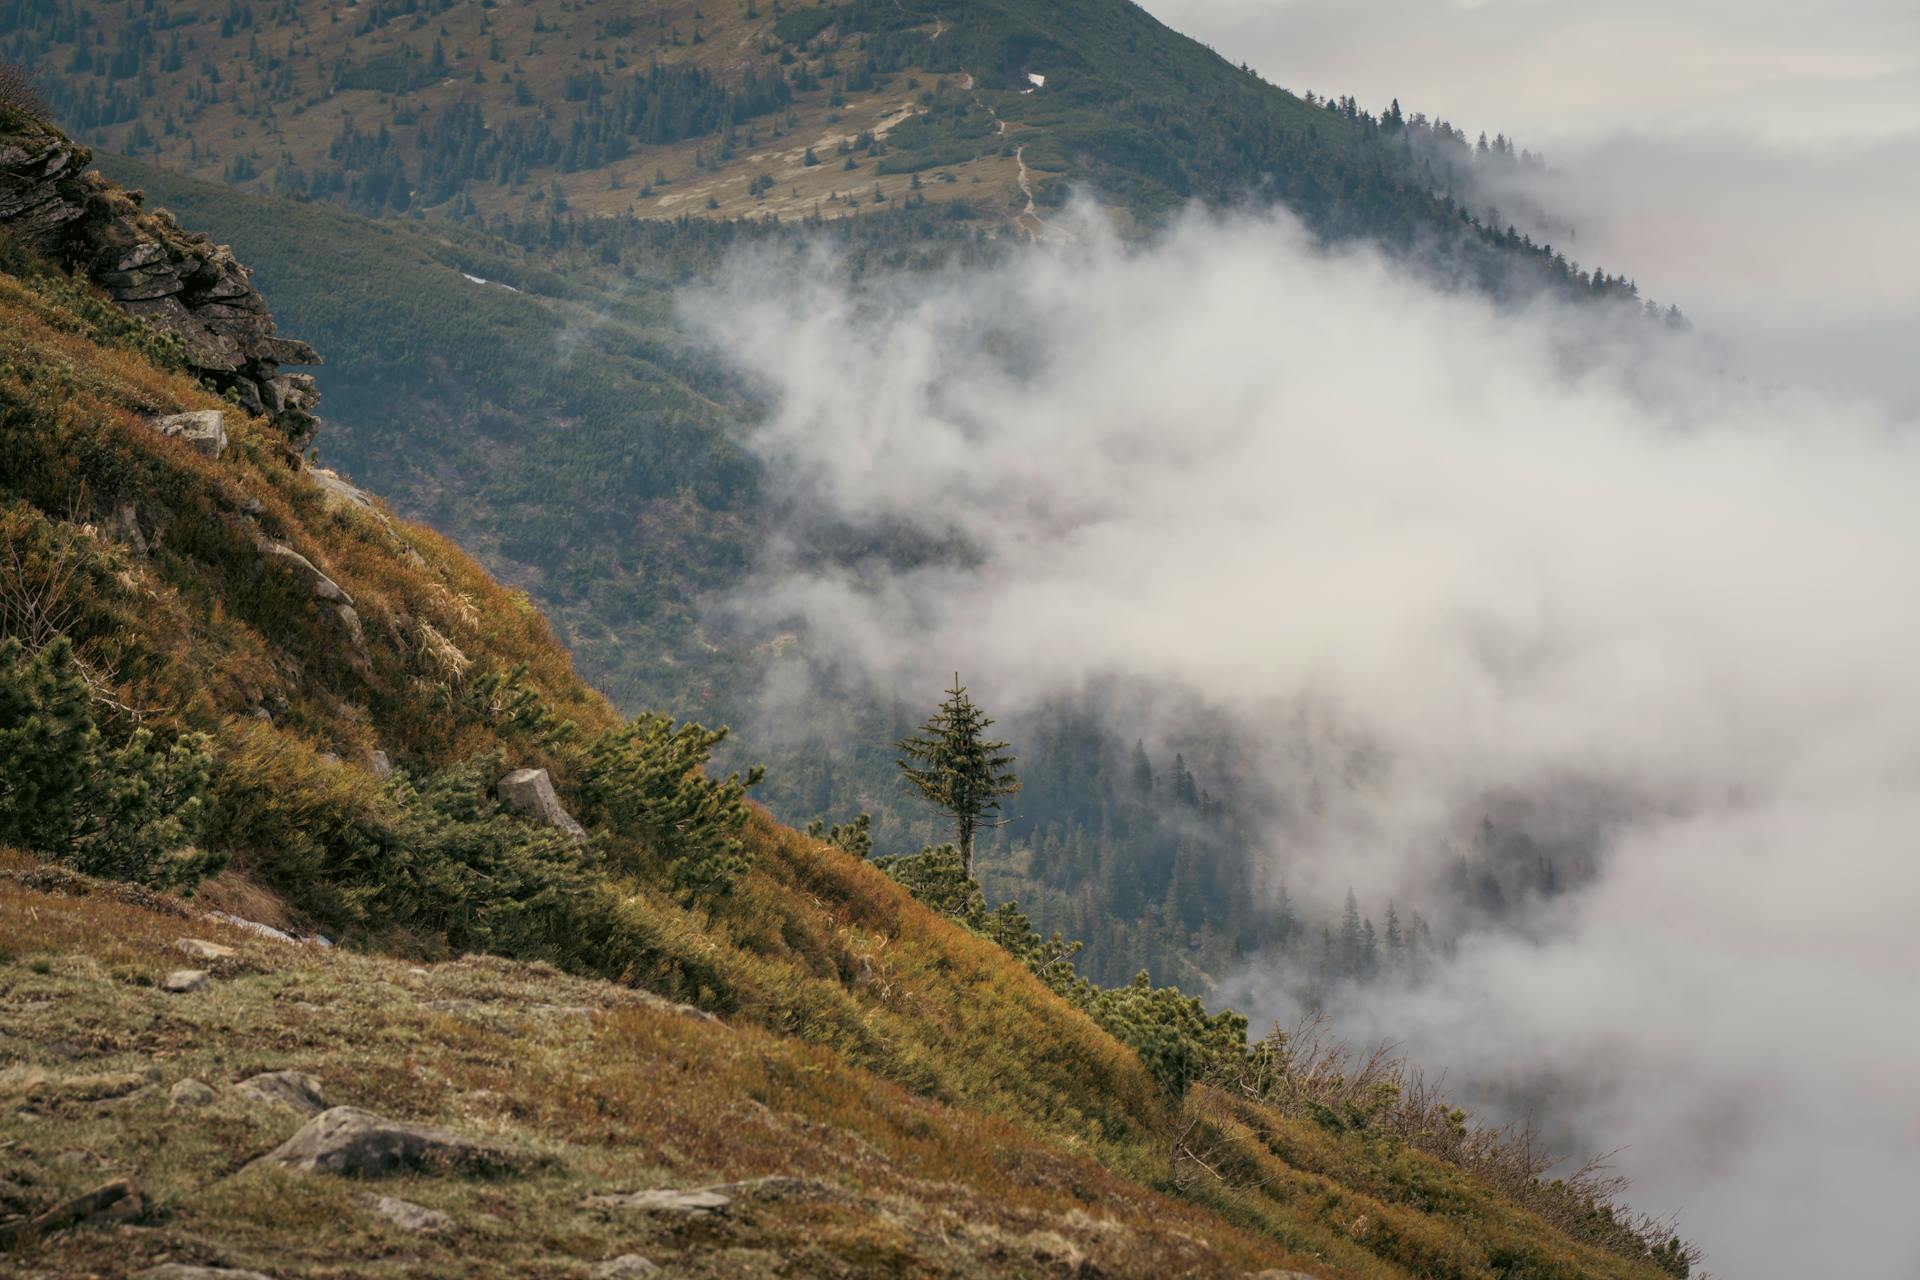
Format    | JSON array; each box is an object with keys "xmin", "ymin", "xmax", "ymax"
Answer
[{"xmin": 690, "ymin": 205, "xmax": 1920, "ymax": 1276}]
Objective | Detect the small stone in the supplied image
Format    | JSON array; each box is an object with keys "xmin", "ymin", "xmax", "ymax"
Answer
[
  {"xmin": 162, "ymin": 969, "xmax": 208, "ymax": 993},
  {"xmin": 370, "ymin": 1194, "xmax": 458, "ymax": 1234},
  {"xmin": 168, "ymin": 1079, "xmax": 217, "ymax": 1108},
  {"xmin": 175, "ymin": 938, "xmax": 236, "ymax": 961},
  {"xmin": 495, "ymin": 768, "xmax": 587, "ymax": 837},
  {"xmin": 146, "ymin": 410, "xmax": 228, "ymax": 459},
  {"xmin": 235, "ymin": 1070, "xmax": 327, "ymax": 1116},
  {"xmin": 585, "ymin": 1187, "xmax": 731, "ymax": 1215},
  {"xmin": 597, "ymin": 1256, "xmax": 662, "ymax": 1278}
]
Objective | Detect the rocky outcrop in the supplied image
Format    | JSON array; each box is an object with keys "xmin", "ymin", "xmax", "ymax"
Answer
[
  {"xmin": 255, "ymin": 1105, "xmax": 536, "ymax": 1178},
  {"xmin": 0, "ymin": 114, "xmax": 322, "ymax": 448},
  {"xmin": 0, "ymin": 120, "xmax": 90, "ymax": 250},
  {"xmin": 496, "ymin": 768, "xmax": 587, "ymax": 837}
]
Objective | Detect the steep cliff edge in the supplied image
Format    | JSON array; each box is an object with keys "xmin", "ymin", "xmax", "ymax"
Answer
[{"xmin": 0, "ymin": 109, "xmax": 320, "ymax": 447}]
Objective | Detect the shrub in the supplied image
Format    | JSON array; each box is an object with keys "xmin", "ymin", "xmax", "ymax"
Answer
[
  {"xmin": 577, "ymin": 714, "xmax": 762, "ymax": 896},
  {"xmin": 0, "ymin": 637, "xmax": 218, "ymax": 887},
  {"xmin": 875, "ymin": 842, "xmax": 1246, "ymax": 1097}
]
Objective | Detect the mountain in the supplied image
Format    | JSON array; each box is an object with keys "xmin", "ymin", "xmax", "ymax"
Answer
[
  {"xmin": 0, "ymin": 0, "xmax": 1678, "ymax": 1001},
  {"xmin": 0, "ymin": 107, "xmax": 1698, "ymax": 1276},
  {"xmin": 6, "ymin": 0, "xmax": 1641, "ymax": 281}
]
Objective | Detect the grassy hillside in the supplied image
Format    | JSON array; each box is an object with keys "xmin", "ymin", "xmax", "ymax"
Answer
[{"xmin": 0, "ymin": 142, "xmax": 1696, "ymax": 1276}]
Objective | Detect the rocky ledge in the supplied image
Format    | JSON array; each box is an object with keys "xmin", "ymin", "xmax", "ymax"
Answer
[{"xmin": 0, "ymin": 111, "xmax": 322, "ymax": 448}]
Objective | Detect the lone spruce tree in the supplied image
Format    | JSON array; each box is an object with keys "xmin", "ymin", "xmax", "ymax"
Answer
[{"xmin": 896, "ymin": 674, "xmax": 1020, "ymax": 872}]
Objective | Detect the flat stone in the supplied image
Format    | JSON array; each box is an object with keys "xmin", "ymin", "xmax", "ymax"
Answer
[
  {"xmin": 495, "ymin": 768, "xmax": 587, "ymax": 837},
  {"xmin": 162, "ymin": 969, "xmax": 208, "ymax": 993},
  {"xmin": 370, "ymin": 1194, "xmax": 458, "ymax": 1234},
  {"xmin": 254, "ymin": 1105, "xmax": 535, "ymax": 1178},
  {"xmin": 585, "ymin": 1187, "xmax": 732, "ymax": 1215},
  {"xmin": 596, "ymin": 1256, "xmax": 662, "ymax": 1278},
  {"xmin": 235, "ymin": 1070, "xmax": 327, "ymax": 1116},
  {"xmin": 168, "ymin": 1078, "xmax": 217, "ymax": 1108},
  {"xmin": 146, "ymin": 410, "xmax": 228, "ymax": 459},
  {"xmin": 175, "ymin": 938, "xmax": 236, "ymax": 961}
]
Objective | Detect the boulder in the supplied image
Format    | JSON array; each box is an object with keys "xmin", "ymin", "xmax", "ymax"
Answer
[
  {"xmin": 133, "ymin": 1267, "xmax": 274, "ymax": 1280},
  {"xmin": 169, "ymin": 1078, "xmax": 218, "ymax": 1109},
  {"xmin": 146, "ymin": 410, "xmax": 228, "ymax": 459},
  {"xmin": 368, "ymin": 750, "xmax": 393, "ymax": 780},
  {"xmin": 162, "ymin": 969, "xmax": 208, "ymax": 993},
  {"xmin": 597, "ymin": 1257, "xmax": 662, "ymax": 1278},
  {"xmin": 235, "ymin": 1070, "xmax": 327, "ymax": 1117},
  {"xmin": 257, "ymin": 540, "xmax": 351, "ymax": 604},
  {"xmin": 254, "ymin": 1105, "xmax": 535, "ymax": 1178},
  {"xmin": 369, "ymin": 1194, "xmax": 458, "ymax": 1234},
  {"xmin": 176, "ymin": 938, "xmax": 236, "ymax": 961},
  {"xmin": 585, "ymin": 1187, "xmax": 732, "ymax": 1216},
  {"xmin": 496, "ymin": 768, "xmax": 587, "ymax": 838}
]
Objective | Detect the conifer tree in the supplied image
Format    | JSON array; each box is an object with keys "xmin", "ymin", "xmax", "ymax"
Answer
[{"xmin": 896, "ymin": 674, "xmax": 1020, "ymax": 872}]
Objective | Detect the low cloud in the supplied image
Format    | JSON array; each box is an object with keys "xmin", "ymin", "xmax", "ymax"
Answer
[{"xmin": 688, "ymin": 205, "xmax": 1920, "ymax": 1276}]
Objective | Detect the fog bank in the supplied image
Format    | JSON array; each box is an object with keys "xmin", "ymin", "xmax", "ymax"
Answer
[{"xmin": 689, "ymin": 207, "xmax": 1920, "ymax": 1276}]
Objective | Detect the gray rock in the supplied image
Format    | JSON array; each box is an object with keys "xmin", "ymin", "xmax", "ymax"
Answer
[
  {"xmin": 254, "ymin": 1105, "xmax": 535, "ymax": 1178},
  {"xmin": 133, "ymin": 1267, "xmax": 274, "ymax": 1280},
  {"xmin": 585, "ymin": 1187, "xmax": 731, "ymax": 1215},
  {"xmin": 370, "ymin": 1194, "xmax": 458, "ymax": 1234},
  {"xmin": 310, "ymin": 467, "xmax": 376, "ymax": 514},
  {"xmin": 496, "ymin": 768, "xmax": 587, "ymax": 838},
  {"xmin": 176, "ymin": 938, "xmax": 236, "ymax": 961},
  {"xmin": 368, "ymin": 750, "xmax": 393, "ymax": 779},
  {"xmin": 206, "ymin": 911, "xmax": 296, "ymax": 943},
  {"xmin": 162, "ymin": 969, "xmax": 208, "ymax": 993},
  {"xmin": 168, "ymin": 1078, "xmax": 217, "ymax": 1109},
  {"xmin": 147, "ymin": 410, "xmax": 228, "ymax": 459},
  {"xmin": 597, "ymin": 1256, "xmax": 662, "ymax": 1278},
  {"xmin": 235, "ymin": 1070, "xmax": 327, "ymax": 1116},
  {"xmin": 257, "ymin": 540, "xmax": 352, "ymax": 604}
]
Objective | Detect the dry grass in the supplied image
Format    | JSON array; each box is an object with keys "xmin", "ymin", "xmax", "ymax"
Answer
[{"xmin": 0, "ymin": 860, "xmax": 1298, "ymax": 1278}]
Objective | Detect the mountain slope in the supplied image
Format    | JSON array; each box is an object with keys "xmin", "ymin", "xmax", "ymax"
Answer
[
  {"xmin": 7, "ymin": 0, "xmax": 1629, "ymax": 290},
  {"xmin": 0, "ymin": 115, "xmax": 1695, "ymax": 1277}
]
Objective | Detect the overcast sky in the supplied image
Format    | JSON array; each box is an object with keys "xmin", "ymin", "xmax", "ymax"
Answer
[{"xmin": 1142, "ymin": 0, "xmax": 1920, "ymax": 414}]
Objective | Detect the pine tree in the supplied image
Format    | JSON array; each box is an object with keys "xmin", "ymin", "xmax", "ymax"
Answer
[
  {"xmin": 1385, "ymin": 900, "xmax": 1404, "ymax": 972},
  {"xmin": 1340, "ymin": 888, "xmax": 1362, "ymax": 977},
  {"xmin": 1129, "ymin": 738, "xmax": 1154, "ymax": 800},
  {"xmin": 896, "ymin": 674, "xmax": 1020, "ymax": 872}
]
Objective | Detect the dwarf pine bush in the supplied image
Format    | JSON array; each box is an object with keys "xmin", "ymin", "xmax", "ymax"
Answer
[
  {"xmin": 577, "ymin": 713, "xmax": 763, "ymax": 896},
  {"xmin": 0, "ymin": 637, "xmax": 218, "ymax": 887}
]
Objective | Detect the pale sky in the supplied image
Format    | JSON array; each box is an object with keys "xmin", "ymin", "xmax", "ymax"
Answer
[{"xmin": 1142, "ymin": 0, "xmax": 1920, "ymax": 412}]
